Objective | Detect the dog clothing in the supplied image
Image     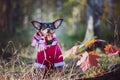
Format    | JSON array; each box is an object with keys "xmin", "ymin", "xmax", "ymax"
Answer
[{"xmin": 31, "ymin": 31, "xmax": 65, "ymax": 68}]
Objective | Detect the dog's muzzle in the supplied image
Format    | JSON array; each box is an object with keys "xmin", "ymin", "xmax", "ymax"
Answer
[{"xmin": 47, "ymin": 29, "xmax": 51, "ymax": 33}]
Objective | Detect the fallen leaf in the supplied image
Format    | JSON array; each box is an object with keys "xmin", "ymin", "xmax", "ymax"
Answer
[
  {"xmin": 85, "ymin": 39, "xmax": 97, "ymax": 47},
  {"xmin": 77, "ymin": 51, "xmax": 100, "ymax": 72},
  {"xmin": 89, "ymin": 51, "xmax": 100, "ymax": 66},
  {"xmin": 64, "ymin": 46, "xmax": 79, "ymax": 58},
  {"xmin": 104, "ymin": 44, "xmax": 120, "ymax": 56}
]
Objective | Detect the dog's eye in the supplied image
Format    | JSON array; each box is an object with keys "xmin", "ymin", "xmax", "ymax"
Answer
[
  {"xmin": 49, "ymin": 25, "xmax": 54, "ymax": 29},
  {"xmin": 45, "ymin": 24, "xmax": 47, "ymax": 27},
  {"xmin": 41, "ymin": 24, "xmax": 47, "ymax": 30},
  {"xmin": 49, "ymin": 24, "xmax": 52, "ymax": 27}
]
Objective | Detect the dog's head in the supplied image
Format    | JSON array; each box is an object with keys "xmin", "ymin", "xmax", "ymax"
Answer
[{"xmin": 31, "ymin": 19, "xmax": 63, "ymax": 37}]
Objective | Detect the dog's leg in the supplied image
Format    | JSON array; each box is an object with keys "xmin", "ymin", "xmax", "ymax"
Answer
[
  {"xmin": 55, "ymin": 66, "xmax": 64, "ymax": 77},
  {"xmin": 35, "ymin": 68, "xmax": 46, "ymax": 79}
]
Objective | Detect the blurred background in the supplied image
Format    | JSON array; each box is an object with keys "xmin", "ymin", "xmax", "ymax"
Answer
[
  {"xmin": 0, "ymin": 0, "xmax": 120, "ymax": 79},
  {"xmin": 0, "ymin": 0, "xmax": 120, "ymax": 53}
]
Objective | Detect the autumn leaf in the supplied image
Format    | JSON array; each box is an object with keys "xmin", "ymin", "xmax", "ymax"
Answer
[
  {"xmin": 114, "ymin": 46, "xmax": 120, "ymax": 52},
  {"xmin": 85, "ymin": 39, "xmax": 97, "ymax": 47},
  {"xmin": 77, "ymin": 52, "xmax": 88, "ymax": 66},
  {"xmin": 77, "ymin": 52, "xmax": 90, "ymax": 71},
  {"xmin": 89, "ymin": 51, "xmax": 100, "ymax": 66},
  {"xmin": 104, "ymin": 44, "xmax": 120, "ymax": 56},
  {"xmin": 77, "ymin": 51, "xmax": 100, "ymax": 72},
  {"xmin": 63, "ymin": 46, "xmax": 79, "ymax": 58}
]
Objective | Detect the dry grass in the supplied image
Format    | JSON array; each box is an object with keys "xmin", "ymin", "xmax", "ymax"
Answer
[{"xmin": 0, "ymin": 41, "xmax": 120, "ymax": 80}]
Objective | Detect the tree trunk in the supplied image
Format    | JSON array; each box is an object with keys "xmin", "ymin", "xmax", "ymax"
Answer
[
  {"xmin": 112, "ymin": 0, "xmax": 120, "ymax": 46},
  {"xmin": 83, "ymin": 0, "xmax": 104, "ymax": 42},
  {"xmin": 83, "ymin": 16, "xmax": 94, "ymax": 42},
  {"xmin": 6, "ymin": 0, "xmax": 14, "ymax": 35}
]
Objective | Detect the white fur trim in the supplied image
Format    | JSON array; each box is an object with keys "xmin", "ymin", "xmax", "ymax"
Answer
[
  {"xmin": 34, "ymin": 63, "xmax": 45, "ymax": 68},
  {"xmin": 54, "ymin": 61, "xmax": 65, "ymax": 67}
]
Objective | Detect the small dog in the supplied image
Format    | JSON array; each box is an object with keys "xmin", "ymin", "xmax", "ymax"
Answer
[{"xmin": 31, "ymin": 19, "xmax": 65, "ymax": 78}]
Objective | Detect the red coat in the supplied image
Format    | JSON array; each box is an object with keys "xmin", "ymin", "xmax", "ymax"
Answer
[{"xmin": 31, "ymin": 32, "xmax": 65, "ymax": 68}]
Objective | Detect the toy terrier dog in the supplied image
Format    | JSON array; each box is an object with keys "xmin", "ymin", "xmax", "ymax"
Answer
[{"xmin": 31, "ymin": 19, "xmax": 65, "ymax": 78}]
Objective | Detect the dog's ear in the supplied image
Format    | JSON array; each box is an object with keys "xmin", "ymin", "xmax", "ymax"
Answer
[
  {"xmin": 53, "ymin": 19, "xmax": 63, "ymax": 29},
  {"xmin": 31, "ymin": 21, "xmax": 42, "ymax": 30}
]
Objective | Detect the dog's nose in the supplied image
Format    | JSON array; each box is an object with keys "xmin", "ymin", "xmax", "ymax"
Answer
[{"xmin": 47, "ymin": 29, "xmax": 50, "ymax": 33}]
